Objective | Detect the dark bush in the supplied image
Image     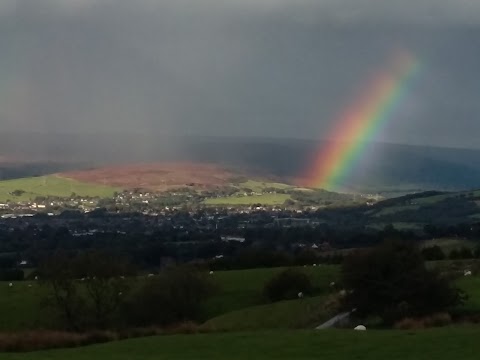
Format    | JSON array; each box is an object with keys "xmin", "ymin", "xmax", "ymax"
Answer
[
  {"xmin": 449, "ymin": 247, "xmax": 474, "ymax": 260},
  {"xmin": 343, "ymin": 241, "xmax": 464, "ymax": 325},
  {"xmin": 449, "ymin": 249, "xmax": 461, "ymax": 259},
  {"xmin": 0, "ymin": 269, "xmax": 24, "ymax": 281},
  {"xmin": 263, "ymin": 268, "xmax": 313, "ymax": 302},
  {"xmin": 459, "ymin": 247, "xmax": 474, "ymax": 259},
  {"xmin": 421, "ymin": 245, "xmax": 445, "ymax": 261},
  {"xmin": 124, "ymin": 267, "xmax": 215, "ymax": 327}
]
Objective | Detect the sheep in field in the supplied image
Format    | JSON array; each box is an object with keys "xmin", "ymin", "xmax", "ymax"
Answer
[{"xmin": 354, "ymin": 325, "xmax": 367, "ymax": 331}]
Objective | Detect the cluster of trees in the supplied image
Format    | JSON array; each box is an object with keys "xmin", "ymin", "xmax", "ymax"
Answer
[
  {"xmin": 0, "ymin": 256, "xmax": 24, "ymax": 281},
  {"xmin": 342, "ymin": 241, "xmax": 465, "ymax": 324},
  {"xmin": 263, "ymin": 268, "xmax": 313, "ymax": 302},
  {"xmin": 39, "ymin": 251, "xmax": 215, "ymax": 330}
]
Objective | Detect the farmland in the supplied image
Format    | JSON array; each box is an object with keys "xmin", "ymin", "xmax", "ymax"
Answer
[
  {"xmin": 0, "ymin": 266, "xmax": 338, "ymax": 332},
  {"xmin": 4, "ymin": 328, "xmax": 480, "ymax": 360},
  {"xmin": 0, "ymin": 176, "xmax": 119, "ymax": 202},
  {"xmin": 1, "ymin": 264, "xmax": 479, "ymax": 333}
]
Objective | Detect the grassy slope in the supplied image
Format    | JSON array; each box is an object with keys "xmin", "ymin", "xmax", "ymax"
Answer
[
  {"xmin": 204, "ymin": 295, "xmax": 332, "ymax": 331},
  {"xmin": 6, "ymin": 328, "xmax": 480, "ymax": 360},
  {"xmin": 204, "ymin": 178, "xmax": 315, "ymax": 205},
  {"xmin": 368, "ymin": 189, "xmax": 480, "ymax": 220},
  {"xmin": 421, "ymin": 238, "xmax": 477, "ymax": 251},
  {"xmin": 0, "ymin": 282, "xmax": 57, "ymax": 331},
  {"xmin": 0, "ymin": 266, "xmax": 478, "ymax": 333},
  {"xmin": 0, "ymin": 266, "xmax": 339, "ymax": 331},
  {"xmin": 456, "ymin": 276, "xmax": 480, "ymax": 313},
  {"xmin": 204, "ymin": 266, "xmax": 339, "ymax": 319},
  {"xmin": 0, "ymin": 176, "xmax": 120, "ymax": 202},
  {"xmin": 239, "ymin": 180, "xmax": 292, "ymax": 192}
]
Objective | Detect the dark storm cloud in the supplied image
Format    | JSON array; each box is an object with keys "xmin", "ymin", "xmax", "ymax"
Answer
[{"xmin": 1, "ymin": 0, "xmax": 479, "ymax": 149}]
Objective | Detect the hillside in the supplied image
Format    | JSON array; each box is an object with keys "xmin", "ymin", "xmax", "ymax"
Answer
[
  {"xmin": 2, "ymin": 134, "xmax": 480, "ymax": 193},
  {"xmin": 60, "ymin": 163, "xmax": 241, "ymax": 192},
  {"xmin": 0, "ymin": 162, "xmax": 357, "ymax": 207},
  {"xmin": 0, "ymin": 176, "xmax": 119, "ymax": 202},
  {"xmin": 360, "ymin": 189, "xmax": 480, "ymax": 231}
]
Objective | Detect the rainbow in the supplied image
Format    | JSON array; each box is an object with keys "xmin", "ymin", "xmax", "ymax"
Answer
[{"xmin": 303, "ymin": 49, "xmax": 421, "ymax": 191}]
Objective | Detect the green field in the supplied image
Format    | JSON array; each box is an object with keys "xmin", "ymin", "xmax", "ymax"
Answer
[
  {"xmin": 5, "ymin": 328, "xmax": 480, "ymax": 360},
  {"xmin": 0, "ymin": 266, "xmax": 339, "ymax": 331},
  {"xmin": 204, "ymin": 295, "xmax": 332, "ymax": 331},
  {"xmin": 456, "ymin": 276, "xmax": 480, "ymax": 314},
  {"xmin": 0, "ymin": 282, "xmax": 57, "ymax": 331},
  {"xmin": 204, "ymin": 194, "xmax": 291, "ymax": 205},
  {"xmin": 0, "ymin": 266, "xmax": 479, "ymax": 359},
  {"xmin": 238, "ymin": 180, "xmax": 293, "ymax": 192},
  {"xmin": 0, "ymin": 176, "xmax": 120, "ymax": 202},
  {"xmin": 204, "ymin": 266, "xmax": 339, "ymax": 319},
  {"xmin": 0, "ymin": 264, "xmax": 479, "ymax": 333},
  {"xmin": 421, "ymin": 238, "xmax": 477, "ymax": 251}
]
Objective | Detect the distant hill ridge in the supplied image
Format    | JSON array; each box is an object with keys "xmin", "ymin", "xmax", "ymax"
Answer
[{"xmin": 1, "ymin": 134, "xmax": 480, "ymax": 192}]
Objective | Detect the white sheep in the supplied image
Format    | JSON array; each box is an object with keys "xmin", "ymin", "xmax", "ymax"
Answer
[
  {"xmin": 464, "ymin": 270, "xmax": 472, "ymax": 277},
  {"xmin": 209, "ymin": 271, "xmax": 214, "ymax": 275},
  {"xmin": 297, "ymin": 292, "xmax": 304, "ymax": 298},
  {"xmin": 8, "ymin": 283, "xmax": 13, "ymax": 287},
  {"xmin": 313, "ymin": 264, "xmax": 317, "ymax": 267},
  {"xmin": 34, "ymin": 276, "xmax": 38, "ymax": 280},
  {"xmin": 147, "ymin": 273, "xmax": 155, "ymax": 277},
  {"xmin": 330, "ymin": 281, "xmax": 336, "ymax": 287},
  {"xmin": 354, "ymin": 325, "xmax": 367, "ymax": 331}
]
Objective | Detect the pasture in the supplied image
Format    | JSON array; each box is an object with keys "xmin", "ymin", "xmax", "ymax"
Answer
[
  {"xmin": 0, "ymin": 266, "xmax": 339, "ymax": 331},
  {"xmin": 2, "ymin": 264, "xmax": 479, "ymax": 333},
  {"xmin": 204, "ymin": 295, "xmax": 332, "ymax": 331},
  {"xmin": 0, "ymin": 176, "xmax": 119, "ymax": 202},
  {"xmin": 5, "ymin": 327, "xmax": 480, "ymax": 360},
  {"xmin": 204, "ymin": 266, "xmax": 338, "ymax": 318}
]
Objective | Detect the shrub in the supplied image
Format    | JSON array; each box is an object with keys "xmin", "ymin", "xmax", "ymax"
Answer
[
  {"xmin": 124, "ymin": 267, "xmax": 215, "ymax": 327},
  {"xmin": 0, "ymin": 330, "xmax": 116, "ymax": 352},
  {"xmin": 263, "ymin": 268, "xmax": 313, "ymax": 302},
  {"xmin": 394, "ymin": 312, "xmax": 452, "ymax": 330},
  {"xmin": 421, "ymin": 246, "xmax": 445, "ymax": 261},
  {"xmin": 0, "ymin": 269, "xmax": 24, "ymax": 281},
  {"xmin": 343, "ymin": 241, "xmax": 464, "ymax": 325}
]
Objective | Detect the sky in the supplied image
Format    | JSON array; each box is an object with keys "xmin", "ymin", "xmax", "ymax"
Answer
[{"xmin": 1, "ymin": 0, "xmax": 480, "ymax": 149}]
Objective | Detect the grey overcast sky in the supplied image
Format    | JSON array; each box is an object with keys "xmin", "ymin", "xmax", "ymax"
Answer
[{"xmin": 1, "ymin": 0, "xmax": 479, "ymax": 148}]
